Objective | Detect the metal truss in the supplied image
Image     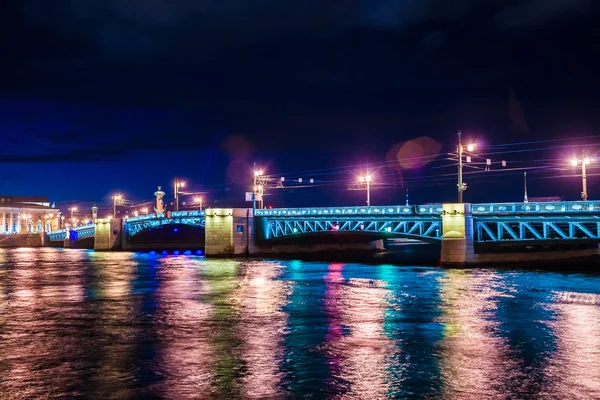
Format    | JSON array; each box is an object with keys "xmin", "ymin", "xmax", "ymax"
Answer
[
  {"xmin": 72, "ymin": 225, "xmax": 96, "ymax": 240},
  {"xmin": 48, "ymin": 229, "xmax": 68, "ymax": 241},
  {"xmin": 475, "ymin": 217, "xmax": 600, "ymax": 242},
  {"xmin": 126, "ymin": 216, "xmax": 205, "ymax": 237},
  {"xmin": 265, "ymin": 218, "xmax": 442, "ymax": 241}
]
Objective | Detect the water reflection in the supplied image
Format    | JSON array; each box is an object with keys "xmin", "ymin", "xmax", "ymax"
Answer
[
  {"xmin": 153, "ymin": 255, "xmax": 215, "ymax": 399},
  {"xmin": 323, "ymin": 263, "xmax": 396, "ymax": 398},
  {"xmin": 544, "ymin": 291, "xmax": 600, "ymax": 398},
  {"xmin": 85, "ymin": 252, "xmax": 139, "ymax": 399},
  {"xmin": 0, "ymin": 249, "xmax": 89, "ymax": 397},
  {"xmin": 0, "ymin": 249, "xmax": 599, "ymax": 399},
  {"xmin": 437, "ymin": 270, "xmax": 516, "ymax": 399},
  {"xmin": 237, "ymin": 261, "xmax": 288, "ymax": 398}
]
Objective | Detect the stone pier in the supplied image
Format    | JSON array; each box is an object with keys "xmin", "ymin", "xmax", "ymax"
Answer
[
  {"xmin": 94, "ymin": 218, "xmax": 122, "ymax": 251},
  {"xmin": 440, "ymin": 203, "xmax": 475, "ymax": 265},
  {"xmin": 204, "ymin": 208, "xmax": 256, "ymax": 256}
]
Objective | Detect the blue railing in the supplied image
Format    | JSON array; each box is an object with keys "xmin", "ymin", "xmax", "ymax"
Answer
[
  {"xmin": 126, "ymin": 210, "xmax": 205, "ymax": 223},
  {"xmin": 255, "ymin": 205, "xmax": 443, "ymax": 217},
  {"xmin": 472, "ymin": 201, "xmax": 600, "ymax": 214},
  {"xmin": 255, "ymin": 201, "xmax": 600, "ymax": 217}
]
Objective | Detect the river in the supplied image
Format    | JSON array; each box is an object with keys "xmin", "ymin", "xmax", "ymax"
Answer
[{"xmin": 0, "ymin": 248, "xmax": 599, "ymax": 399}]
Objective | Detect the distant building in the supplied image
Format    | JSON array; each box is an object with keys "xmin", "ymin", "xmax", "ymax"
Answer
[{"xmin": 0, "ymin": 195, "xmax": 60, "ymax": 234}]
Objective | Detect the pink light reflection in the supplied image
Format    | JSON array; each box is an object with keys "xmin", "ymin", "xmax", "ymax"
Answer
[
  {"xmin": 542, "ymin": 292, "xmax": 600, "ymax": 397},
  {"xmin": 437, "ymin": 271, "xmax": 516, "ymax": 399},
  {"xmin": 238, "ymin": 261, "xmax": 288, "ymax": 399}
]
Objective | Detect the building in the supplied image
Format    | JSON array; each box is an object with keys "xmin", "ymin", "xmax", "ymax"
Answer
[{"xmin": 0, "ymin": 195, "xmax": 60, "ymax": 234}]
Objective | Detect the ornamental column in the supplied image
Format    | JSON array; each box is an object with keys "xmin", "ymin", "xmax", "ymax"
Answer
[
  {"xmin": 1, "ymin": 212, "xmax": 5, "ymax": 234},
  {"xmin": 9, "ymin": 212, "xmax": 14, "ymax": 234}
]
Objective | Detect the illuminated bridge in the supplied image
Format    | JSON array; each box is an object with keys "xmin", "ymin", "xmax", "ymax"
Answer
[
  {"xmin": 44, "ymin": 201, "xmax": 600, "ymax": 264},
  {"xmin": 254, "ymin": 201, "xmax": 600, "ymax": 245}
]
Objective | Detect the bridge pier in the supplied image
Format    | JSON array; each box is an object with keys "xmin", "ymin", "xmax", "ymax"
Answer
[
  {"xmin": 94, "ymin": 218, "xmax": 122, "ymax": 251},
  {"xmin": 204, "ymin": 208, "xmax": 255, "ymax": 256},
  {"xmin": 440, "ymin": 203, "xmax": 475, "ymax": 265}
]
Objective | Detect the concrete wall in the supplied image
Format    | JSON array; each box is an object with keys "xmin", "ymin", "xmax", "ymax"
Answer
[
  {"xmin": 94, "ymin": 218, "xmax": 122, "ymax": 251},
  {"xmin": 0, "ymin": 234, "xmax": 42, "ymax": 247}
]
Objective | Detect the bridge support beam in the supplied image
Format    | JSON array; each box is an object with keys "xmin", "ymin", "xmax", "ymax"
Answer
[
  {"xmin": 440, "ymin": 203, "xmax": 475, "ymax": 265},
  {"xmin": 94, "ymin": 218, "xmax": 122, "ymax": 251},
  {"xmin": 205, "ymin": 208, "xmax": 255, "ymax": 257}
]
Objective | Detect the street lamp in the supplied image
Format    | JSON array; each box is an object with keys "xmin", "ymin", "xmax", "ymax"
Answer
[
  {"xmin": 69, "ymin": 207, "xmax": 78, "ymax": 220},
  {"xmin": 141, "ymin": 208, "xmax": 148, "ymax": 215},
  {"xmin": 358, "ymin": 173, "xmax": 373, "ymax": 206},
  {"xmin": 194, "ymin": 196, "xmax": 203, "ymax": 210},
  {"xmin": 457, "ymin": 131, "xmax": 476, "ymax": 203},
  {"xmin": 571, "ymin": 157, "xmax": 595, "ymax": 201},
  {"xmin": 253, "ymin": 166, "xmax": 265, "ymax": 210},
  {"xmin": 174, "ymin": 179, "xmax": 186, "ymax": 212},
  {"xmin": 112, "ymin": 194, "xmax": 123, "ymax": 217}
]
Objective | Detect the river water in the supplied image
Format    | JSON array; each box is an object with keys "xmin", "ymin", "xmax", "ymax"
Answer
[{"xmin": 0, "ymin": 248, "xmax": 599, "ymax": 399}]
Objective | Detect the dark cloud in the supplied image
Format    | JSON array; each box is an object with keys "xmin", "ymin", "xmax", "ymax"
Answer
[
  {"xmin": 0, "ymin": 148, "xmax": 127, "ymax": 163},
  {"xmin": 492, "ymin": 0, "xmax": 597, "ymax": 31}
]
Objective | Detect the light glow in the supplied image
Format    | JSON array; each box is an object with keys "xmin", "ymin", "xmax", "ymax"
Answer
[{"xmin": 466, "ymin": 144, "xmax": 475, "ymax": 152}]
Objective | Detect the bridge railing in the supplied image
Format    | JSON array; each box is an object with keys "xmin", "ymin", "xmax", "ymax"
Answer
[
  {"xmin": 472, "ymin": 201, "xmax": 600, "ymax": 214},
  {"xmin": 126, "ymin": 210, "xmax": 205, "ymax": 223},
  {"xmin": 72, "ymin": 224, "xmax": 95, "ymax": 231},
  {"xmin": 255, "ymin": 201, "xmax": 600, "ymax": 218},
  {"xmin": 255, "ymin": 205, "xmax": 444, "ymax": 217}
]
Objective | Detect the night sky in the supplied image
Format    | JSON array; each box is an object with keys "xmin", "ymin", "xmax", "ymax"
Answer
[{"xmin": 2, "ymin": 1, "xmax": 600, "ymax": 212}]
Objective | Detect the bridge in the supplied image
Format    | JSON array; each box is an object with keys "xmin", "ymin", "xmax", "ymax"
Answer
[{"xmin": 45, "ymin": 200, "xmax": 600, "ymax": 264}]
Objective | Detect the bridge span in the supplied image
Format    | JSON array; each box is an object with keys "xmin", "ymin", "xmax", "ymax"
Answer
[{"xmin": 44, "ymin": 201, "xmax": 600, "ymax": 265}]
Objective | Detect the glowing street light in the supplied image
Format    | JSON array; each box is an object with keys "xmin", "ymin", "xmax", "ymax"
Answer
[
  {"xmin": 111, "ymin": 194, "xmax": 123, "ymax": 217},
  {"xmin": 571, "ymin": 157, "xmax": 595, "ymax": 201},
  {"xmin": 252, "ymin": 165, "xmax": 266, "ymax": 210},
  {"xmin": 194, "ymin": 196, "xmax": 203, "ymax": 210},
  {"xmin": 359, "ymin": 173, "xmax": 373, "ymax": 206},
  {"xmin": 141, "ymin": 208, "xmax": 148, "ymax": 215},
  {"xmin": 174, "ymin": 179, "xmax": 186, "ymax": 212},
  {"xmin": 457, "ymin": 131, "xmax": 476, "ymax": 203},
  {"xmin": 69, "ymin": 207, "xmax": 78, "ymax": 220}
]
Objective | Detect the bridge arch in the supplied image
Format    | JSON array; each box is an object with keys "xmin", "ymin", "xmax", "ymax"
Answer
[{"xmin": 259, "ymin": 217, "xmax": 443, "ymax": 243}]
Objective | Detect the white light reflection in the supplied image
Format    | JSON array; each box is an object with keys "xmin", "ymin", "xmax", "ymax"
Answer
[
  {"xmin": 238, "ymin": 261, "xmax": 288, "ymax": 399},
  {"xmin": 437, "ymin": 270, "xmax": 515, "ymax": 399},
  {"xmin": 542, "ymin": 291, "xmax": 600, "ymax": 398},
  {"xmin": 324, "ymin": 263, "xmax": 395, "ymax": 398}
]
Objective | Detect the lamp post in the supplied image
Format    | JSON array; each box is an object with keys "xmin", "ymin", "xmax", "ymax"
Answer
[
  {"xmin": 571, "ymin": 158, "xmax": 594, "ymax": 201},
  {"xmin": 194, "ymin": 196, "xmax": 203, "ymax": 210},
  {"xmin": 457, "ymin": 131, "xmax": 475, "ymax": 203},
  {"xmin": 174, "ymin": 179, "xmax": 185, "ymax": 212},
  {"xmin": 523, "ymin": 172, "xmax": 528, "ymax": 203},
  {"xmin": 141, "ymin": 208, "xmax": 148, "ymax": 215},
  {"xmin": 253, "ymin": 166, "xmax": 265, "ymax": 210},
  {"xmin": 112, "ymin": 194, "xmax": 122, "ymax": 217},
  {"xmin": 69, "ymin": 207, "xmax": 78, "ymax": 225},
  {"xmin": 358, "ymin": 173, "xmax": 373, "ymax": 207}
]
